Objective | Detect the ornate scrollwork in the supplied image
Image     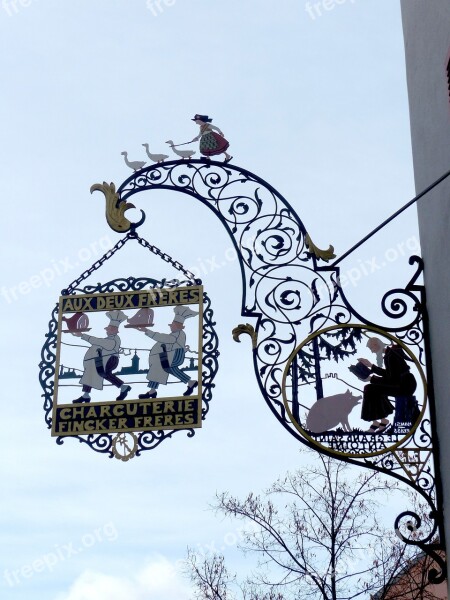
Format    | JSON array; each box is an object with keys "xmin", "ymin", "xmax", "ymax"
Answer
[
  {"xmin": 39, "ymin": 304, "xmax": 59, "ymax": 429},
  {"xmin": 394, "ymin": 509, "xmax": 447, "ymax": 583},
  {"xmin": 80, "ymin": 158, "xmax": 443, "ymax": 576},
  {"xmin": 381, "ymin": 288, "xmax": 422, "ymax": 323},
  {"xmin": 40, "ymin": 276, "xmax": 219, "ymax": 459}
]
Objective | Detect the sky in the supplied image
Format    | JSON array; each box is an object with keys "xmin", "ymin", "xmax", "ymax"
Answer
[{"xmin": 0, "ymin": 1, "xmax": 424, "ymax": 599}]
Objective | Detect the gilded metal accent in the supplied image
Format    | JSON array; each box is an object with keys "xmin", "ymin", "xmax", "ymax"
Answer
[
  {"xmin": 90, "ymin": 181, "xmax": 141, "ymax": 233},
  {"xmin": 305, "ymin": 233, "xmax": 336, "ymax": 262},
  {"xmin": 232, "ymin": 323, "xmax": 257, "ymax": 349},
  {"xmin": 112, "ymin": 432, "xmax": 138, "ymax": 461},
  {"xmin": 394, "ymin": 449, "xmax": 432, "ymax": 484},
  {"xmin": 40, "ymin": 276, "xmax": 219, "ymax": 458},
  {"xmin": 44, "ymin": 157, "xmax": 444, "ymax": 580}
]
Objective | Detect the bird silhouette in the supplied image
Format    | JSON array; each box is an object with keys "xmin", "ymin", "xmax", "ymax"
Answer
[
  {"xmin": 142, "ymin": 143, "xmax": 169, "ymax": 164},
  {"xmin": 165, "ymin": 140, "xmax": 196, "ymax": 160},
  {"xmin": 121, "ymin": 151, "xmax": 146, "ymax": 171}
]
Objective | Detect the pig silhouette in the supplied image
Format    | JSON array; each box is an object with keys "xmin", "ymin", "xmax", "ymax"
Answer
[{"xmin": 306, "ymin": 389, "xmax": 362, "ymax": 433}]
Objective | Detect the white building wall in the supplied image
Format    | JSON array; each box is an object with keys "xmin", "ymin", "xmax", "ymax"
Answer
[{"xmin": 401, "ymin": 0, "xmax": 450, "ymax": 593}]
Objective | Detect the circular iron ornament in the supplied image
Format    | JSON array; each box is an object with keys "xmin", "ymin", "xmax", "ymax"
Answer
[
  {"xmin": 39, "ymin": 276, "xmax": 219, "ymax": 459},
  {"xmin": 112, "ymin": 432, "xmax": 138, "ymax": 461},
  {"xmin": 86, "ymin": 161, "xmax": 444, "ymax": 577},
  {"xmin": 108, "ymin": 162, "xmax": 429, "ymax": 456},
  {"xmin": 282, "ymin": 324, "xmax": 427, "ymax": 459}
]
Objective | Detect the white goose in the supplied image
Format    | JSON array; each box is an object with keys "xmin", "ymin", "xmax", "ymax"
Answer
[
  {"xmin": 166, "ymin": 140, "xmax": 196, "ymax": 160},
  {"xmin": 142, "ymin": 143, "xmax": 169, "ymax": 164},
  {"xmin": 121, "ymin": 151, "xmax": 146, "ymax": 172}
]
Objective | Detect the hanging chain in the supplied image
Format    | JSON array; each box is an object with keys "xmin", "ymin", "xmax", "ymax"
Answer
[
  {"xmin": 134, "ymin": 234, "xmax": 196, "ymax": 281},
  {"xmin": 62, "ymin": 231, "xmax": 196, "ymax": 295}
]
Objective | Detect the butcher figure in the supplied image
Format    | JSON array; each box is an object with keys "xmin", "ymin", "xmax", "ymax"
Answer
[
  {"xmin": 138, "ymin": 305, "xmax": 199, "ymax": 399},
  {"xmin": 72, "ymin": 310, "xmax": 131, "ymax": 403}
]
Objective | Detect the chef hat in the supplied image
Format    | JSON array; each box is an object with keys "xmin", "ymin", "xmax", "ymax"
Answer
[
  {"xmin": 106, "ymin": 310, "xmax": 128, "ymax": 327},
  {"xmin": 173, "ymin": 305, "xmax": 199, "ymax": 324}
]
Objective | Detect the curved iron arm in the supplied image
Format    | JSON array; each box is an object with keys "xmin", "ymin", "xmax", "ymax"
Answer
[{"xmin": 90, "ymin": 158, "xmax": 446, "ymax": 579}]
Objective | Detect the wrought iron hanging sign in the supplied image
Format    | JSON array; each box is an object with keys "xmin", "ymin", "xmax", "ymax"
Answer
[
  {"xmin": 40, "ymin": 229, "xmax": 219, "ymax": 461},
  {"xmin": 40, "ymin": 116, "xmax": 446, "ymax": 580}
]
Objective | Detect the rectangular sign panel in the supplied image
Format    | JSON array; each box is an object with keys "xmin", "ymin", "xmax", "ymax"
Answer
[{"xmin": 52, "ymin": 286, "xmax": 203, "ymax": 436}]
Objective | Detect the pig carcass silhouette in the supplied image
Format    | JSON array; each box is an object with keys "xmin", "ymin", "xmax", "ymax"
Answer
[{"xmin": 306, "ymin": 389, "xmax": 362, "ymax": 433}]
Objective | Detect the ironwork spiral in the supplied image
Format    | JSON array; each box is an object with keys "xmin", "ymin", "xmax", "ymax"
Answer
[
  {"xmin": 117, "ymin": 161, "xmax": 429, "ymax": 450},
  {"xmin": 39, "ymin": 276, "xmax": 219, "ymax": 458},
  {"xmin": 104, "ymin": 159, "xmax": 446, "ymax": 579}
]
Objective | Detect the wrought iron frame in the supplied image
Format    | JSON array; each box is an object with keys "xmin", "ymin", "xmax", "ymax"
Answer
[
  {"xmin": 39, "ymin": 274, "xmax": 219, "ymax": 458},
  {"xmin": 44, "ymin": 157, "xmax": 446, "ymax": 580}
]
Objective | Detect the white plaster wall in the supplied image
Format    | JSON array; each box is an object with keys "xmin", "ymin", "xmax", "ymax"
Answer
[{"xmin": 401, "ymin": 0, "xmax": 450, "ymax": 594}]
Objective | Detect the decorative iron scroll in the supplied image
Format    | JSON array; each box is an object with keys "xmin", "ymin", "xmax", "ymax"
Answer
[
  {"xmin": 90, "ymin": 158, "xmax": 445, "ymax": 581},
  {"xmin": 39, "ymin": 276, "xmax": 219, "ymax": 459}
]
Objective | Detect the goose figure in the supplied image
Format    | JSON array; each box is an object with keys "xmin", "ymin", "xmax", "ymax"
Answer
[
  {"xmin": 142, "ymin": 143, "xmax": 169, "ymax": 164},
  {"xmin": 121, "ymin": 151, "xmax": 146, "ymax": 172},
  {"xmin": 165, "ymin": 140, "xmax": 196, "ymax": 160}
]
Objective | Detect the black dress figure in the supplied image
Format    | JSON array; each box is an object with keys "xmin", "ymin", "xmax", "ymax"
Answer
[{"xmin": 360, "ymin": 344, "xmax": 417, "ymax": 433}]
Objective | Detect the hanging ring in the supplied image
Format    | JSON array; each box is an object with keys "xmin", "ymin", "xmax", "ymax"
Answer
[{"xmin": 129, "ymin": 210, "xmax": 146, "ymax": 237}]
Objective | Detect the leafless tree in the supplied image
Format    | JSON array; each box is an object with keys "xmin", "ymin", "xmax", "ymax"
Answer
[
  {"xmin": 186, "ymin": 549, "xmax": 234, "ymax": 600},
  {"xmin": 185, "ymin": 453, "xmax": 442, "ymax": 600}
]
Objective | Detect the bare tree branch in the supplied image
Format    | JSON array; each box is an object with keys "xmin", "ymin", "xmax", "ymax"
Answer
[{"xmin": 184, "ymin": 451, "xmax": 443, "ymax": 600}]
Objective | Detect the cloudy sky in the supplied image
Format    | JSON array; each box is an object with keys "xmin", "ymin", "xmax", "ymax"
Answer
[{"xmin": 0, "ymin": 1, "xmax": 422, "ymax": 598}]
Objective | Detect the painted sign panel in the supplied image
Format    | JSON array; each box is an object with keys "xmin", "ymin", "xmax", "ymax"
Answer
[
  {"xmin": 282, "ymin": 325, "xmax": 426, "ymax": 458},
  {"xmin": 52, "ymin": 286, "xmax": 203, "ymax": 437}
]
